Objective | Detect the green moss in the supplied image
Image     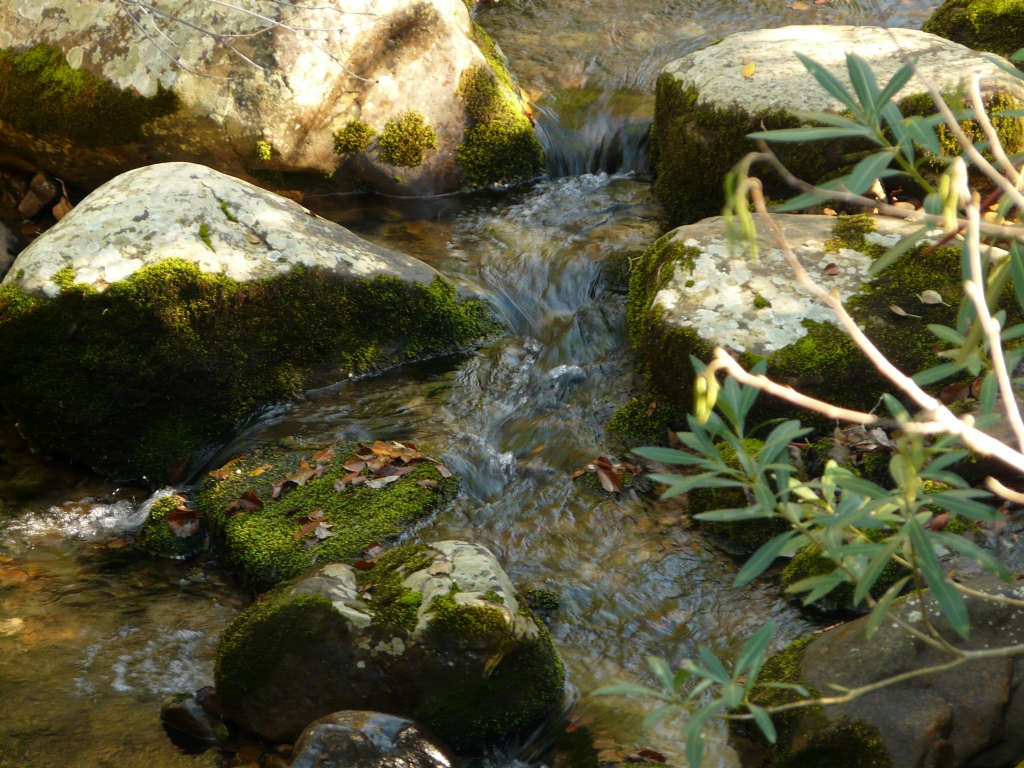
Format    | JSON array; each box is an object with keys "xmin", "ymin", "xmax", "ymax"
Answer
[
  {"xmin": 378, "ymin": 111, "xmax": 438, "ymax": 168},
  {"xmin": 333, "ymin": 121, "xmax": 376, "ymax": 155},
  {"xmin": 745, "ymin": 636, "xmax": 893, "ymax": 768},
  {"xmin": 198, "ymin": 222, "xmax": 214, "ymax": 252},
  {"xmin": 482, "ymin": 589, "xmax": 505, "ymax": 604},
  {"xmin": 0, "ymin": 45, "xmax": 179, "ymax": 145},
  {"xmin": 651, "ymin": 75, "xmax": 845, "ymax": 224},
  {"xmin": 689, "ymin": 438, "xmax": 790, "ymax": 555},
  {"xmin": 607, "ymin": 397, "xmax": 683, "ymax": 447},
  {"xmin": 252, "ymin": 140, "xmax": 273, "ymax": 162},
  {"xmin": 455, "ymin": 65, "xmax": 544, "ymax": 188},
  {"xmin": 219, "ymin": 200, "xmax": 239, "ymax": 223},
  {"xmin": 136, "ymin": 495, "xmax": 207, "ymax": 559},
  {"xmin": 753, "ymin": 293, "xmax": 772, "ymax": 309},
  {"xmin": 52, "ymin": 267, "xmax": 74, "ymax": 290},
  {"xmin": 468, "ymin": 22, "xmax": 516, "ymax": 93},
  {"xmin": 0, "ymin": 259, "xmax": 500, "ymax": 483},
  {"xmin": 356, "ymin": 544, "xmax": 434, "ymax": 633},
  {"xmin": 923, "ymin": 0, "xmax": 1024, "ymax": 58},
  {"xmin": 195, "ymin": 448, "xmax": 458, "ymax": 592},
  {"xmin": 824, "ymin": 214, "xmax": 885, "ymax": 259},
  {"xmin": 522, "ymin": 586, "xmax": 560, "ymax": 613}
]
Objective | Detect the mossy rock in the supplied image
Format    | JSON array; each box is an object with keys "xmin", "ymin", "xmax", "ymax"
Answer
[
  {"xmin": 214, "ymin": 541, "xmax": 565, "ymax": 748},
  {"xmin": 194, "ymin": 443, "xmax": 458, "ymax": 592},
  {"xmin": 136, "ymin": 495, "xmax": 208, "ymax": 559},
  {"xmin": 0, "ymin": 163, "xmax": 500, "ymax": 483},
  {"xmin": 615, "ymin": 213, "xmax": 1022, "ymax": 445},
  {"xmin": 923, "ymin": 0, "xmax": 1024, "ymax": 58},
  {"xmin": 652, "ymin": 25, "xmax": 1024, "ymax": 223},
  {"xmin": 689, "ymin": 438, "xmax": 791, "ymax": 555}
]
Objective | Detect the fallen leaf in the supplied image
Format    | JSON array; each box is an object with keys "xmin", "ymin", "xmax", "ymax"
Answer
[
  {"xmin": 918, "ymin": 289, "xmax": 945, "ymax": 305},
  {"xmin": 209, "ymin": 470, "xmax": 231, "ymax": 481},
  {"xmin": 312, "ymin": 441, "xmax": 338, "ymax": 462},
  {"xmin": 365, "ymin": 543, "xmax": 386, "ymax": 560},
  {"xmin": 823, "ymin": 262, "xmax": 841, "ymax": 276},
  {"xmin": 379, "ymin": 465, "xmax": 416, "ymax": 477},
  {"xmin": 367, "ymin": 475, "xmax": 401, "ymax": 489},
  {"xmin": 435, "ymin": 463, "xmax": 453, "ymax": 478},
  {"xmin": 941, "ymin": 381, "xmax": 973, "ymax": 405},
  {"xmin": 52, "ymin": 196, "xmax": 73, "ymax": 220},
  {"xmin": 167, "ymin": 508, "xmax": 199, "ymax": 537},
  {"xmin": 593, "ymin": 740, "xmax": 619, "ymax": 750},
  {"xmin": 529, "ymin": 444, "xmax": 545, "ymax": 455},
  {"xmin": 970, "ymin": 376, "xmax": 983, "ymax": 399},
  {"xmin": 823, "ymin": 207, "xmax": 837, "ymax": 216},
  {"xmin": 570, "ymin": 468, "xmax": 587, "ymax": 479},
  {"xmin": 647, "ymin": 400, "xmax": 659, "ymax": 418},
  {"xmin": 0, "ymin": 618, "xmax": 25, "ymax": 636},
  {"xmin": 271, "ymin": 480, "xmax": 287, "ymax": 499},
  {"xmin": 333, "ymin": 478, "xmax": 348, "ymax": 491},
  {"xmin": 357, "ymin": 443, "xmax": 374, "ymax": 456},
  {"xmin": 353, "ymin": 560, "xmax": 375, "ymax": 569},
  {"xmin": 594, "ymin": 456, "xmax": 623, "ymax": 493},
  {"xmin": 630, "ymin": 749, "xmax": 667, "ymax": 764},
  {"xmin": 105, "ymin": 539, "xmax": 128, "ymax": 549},
  {"xmin": 293, "ymin": 520, "xmax": 321, "ymax": 540},
  {"xmin": 931, "ymin": 512, "xmax": 950, "ymax": 530},
  {"xmin": 350, "ymin": 475, "xmax": 367, "ymax": 486},
  {"xmin": 889, "ymin": 303, "xmax": 922, "ymax": 319},
  {"xmin": 314, "ymin": 523, "xmax": 333, "ymax": 540},
  {"xmin": 597, "ymin": 749, "xmax": 628, "ymax": 763},
  {"xmin": 788, "ymin": 1, "xmax": 809, "ymax": 8},
  {"xmin": 0, "ymin": 569, "xmax": 28, "ymax": 584},
  {"xmin": 667, "ymin": 427, "xmax": 680, "ymax": 447},
  {"xmin": 416, "ymin": 479, "xmax": 439, "ymax": 488},
  {"xmin": 741, "ymin": 61, "xmax": 756, "ymax": 78},
  {"xmin": 366, "ymin": 456, "xmax": 388, "ymax": 473},
  {"xmin": 343, "ymin": 459, "xmax": 367, "ymax": 473},
  {"xmin": 238, "ymin": 489, "xmax": 264, "ymax": 511},
  {"xmin": 285, "ymin": 460, "xmax": 316, "ymax": 486},
  {"xmin": 248, "ymin": 464, "xmax": 273, "ymax": 477}
]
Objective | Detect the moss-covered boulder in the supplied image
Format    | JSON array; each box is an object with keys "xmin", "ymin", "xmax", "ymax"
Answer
[
  {"xmin": 137, "ymin": 494, "xmax": 209, "ymax": 560},
  {"xmin": 0, "ymin": 0, "xmax": 540, "ymax": 196},
  {"xmin": 0, "ymin": 163, "xmax": 499, "ymax": 483},
  {"xmin": 924, "ymin": 0, "xmax": 1024, "ymax": 59},
  {"xmin": 653, "ymin": 25, "xmax": 1024, "ymax": 223},
  {"xmin": 742, "ymin": 574, "xmax": 1024, "ymax": 767},
  {"xmin": 214, "ymin": 541, "xmax": 565, "ymax": 748},
  {"xmin": 615, "ymin": 213, "xmax": 1022, "ymax": 442},
  {"xmin": 193, "ymin": 442, "xmax": 458, "ymax": 592}
]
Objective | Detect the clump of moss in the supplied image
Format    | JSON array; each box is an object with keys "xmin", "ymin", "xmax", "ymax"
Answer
[
  {"xmin": 378, "ymin": 111, "xmax": 438, "ymax": 167},
  {"xmin": 607, "ymin": 396, "xmax": 684, "ymax": 447},
  {"xmin": 198, "ymin": 222, "xmax": 214, "ymax": 252},
  {"xmin": 455, "ymin": 65, "xmax": 544, "ymax": 188},
  {"xmin": 333, "ymin": 121, "xmax": 377, "ymax": 155},
  {"xmin": 923, "ymin": 0, "xmax": 1024, "ymax": 58},
  {"xmin": 220, "ymin": 200, "xmax": 239, "ymax": 223},
  {"xmin": 252, "ymin": 140, "xmax": 273, "ymax": 162},
  {"xmin": 0, "ymin": 45, "xmax": 179, "ymax": 146},
  {"xmin": 195, "ymin": 447, "xmax": 458, "ymax": 592},
  {"xmin": 522, "ymin": 586, "xmax": 560, "ymax": 613},
  {"xmin": 752, "ymin": 293, "xmax": 772, "ymax": 309},
  {"xmin": 688, "ymin": 439, "xmax": 791, "ymax": 555},
  {"xmin": 0, "ymin": 259, "xmax": 500, "ymax": 483},
  {"xmin": 136, "ymin": 495, "xmax": 207, "ymax": 558}
]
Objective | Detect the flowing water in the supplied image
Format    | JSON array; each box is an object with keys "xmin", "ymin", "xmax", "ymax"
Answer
[{"xmin": 0, "ymin": 1, "xmax": 945, "ymax": 765}]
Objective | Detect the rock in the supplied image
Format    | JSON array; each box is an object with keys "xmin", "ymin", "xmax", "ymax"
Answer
[
  {"xmin": 0, "ymin": 219, "xmax": 16, "ymax": 281},
  {"xmin": 610, "ymin": 213, "xmax": 1021, "ymax": 447},
  {"xmin": 0, "ymin": 163, "xmax": 499, "ymax": 482},
  {"xmin": 923, "ymin": 0, "xmax": 1024, "ymax": 59},
  {"xmin": 193, "ymin": 442, "xmax": 459, "ymax": 592},
  {"xmin": 159, "ymin": 692, "xmax": 229, "ymax": 744},
  {"xmin": 746, "ymin": 574, "xmax": 1024, "ymax": 767},
  {"xmin": 652, "ymin": 25, "xmax": 1024, "ymax": 223},
  {"xmin": 215, "ymin": 541, "xmax": 565, "ymax": 748},
  {"xmin": 0, "ymin": 2, "xmax": 541, "ymax": 196},
  {"xmin": 16, "ymin": 173, "xmax": 58, "ymax": 219},
  {"xmin": 137, "ymin": 493, "xmax": 208, "ymax": 560},
  {"xmin": 291, "ymin": 711, "xmax": 460, "ymax": 768}
]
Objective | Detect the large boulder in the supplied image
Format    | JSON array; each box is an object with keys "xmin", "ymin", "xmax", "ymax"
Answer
[
  {"xmin": 924, "ymin": 0, "xmax": 1024, "ymax": 59},
  {"xmin": 214, "ymin": 541, "xmax": 565, "ymax": 748},
  {"xmin": 191, "ymin": 441, "xmax": 459, "ymax": 591},
  {"xmin": 745, "ymin": 574, "xmax": 1024, "ymax": 767},
  {"xmin": 652, "ymin": 25, "xmax": 1024, "ymax": 223},
  {"xmin": 609, "ymin": 213, "xmax": 1022, "ymax": 445},
  {"xmin": 0, "ymin": 163, "xmax": 498, "ymax": 482},
  {"xmin": 291, "ymin": 711, "xmax": 460, "ymax": 768},
  {"xmin": 0, "ymin": 1, "xmax": 541, "ymax": 196}
]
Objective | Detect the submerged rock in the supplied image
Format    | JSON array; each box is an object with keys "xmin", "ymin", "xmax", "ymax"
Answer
[
  {"xmin": 214, "ymin": 541, "xmax": 565, "ymax": 748},
  {"xmin": 159, "ymin": 692, "xmax": 229, "ymax": 744},
  {"xmin": 0, "ymin": 163, "xmax": 499, "ymax": 483},
  {"xmin": 0, "ymin": 1, "xmax": 541, "ymax": 196},
  {"xmin": 611, "ymin": 213, "xmax": 1023, "ymax": 447},
  {"xmin": 746, "ymin": 574, "xmax": 1024, "ymax": 767},
  {"xmin": 193, "ymin": 443, "xmax": 459, "ymax": 591},
  {"xmin": 291, "ymin": 711, "xmax": 460, "ymax": 768},
  {"xmin": 652, "ymin": 25, "xmax": 1024, "ymax": 223}
]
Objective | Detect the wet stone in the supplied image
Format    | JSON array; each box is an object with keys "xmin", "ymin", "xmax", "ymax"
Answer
[
  {"xmin": 291, "ymin": 711, "xmax": 460, "ymax": 768},
  {"xmin": 159, "ymin": 692, "xmax": 229, "ymax": 744},
  {"xmin": 16, "ymin": 173, "xmax": 59, "ymax": 219}
]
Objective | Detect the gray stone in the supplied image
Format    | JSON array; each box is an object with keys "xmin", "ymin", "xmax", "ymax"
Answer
[
  {"xmin": 2, "ymin": 162, "xmax": 439, "ymax": 299},
  {"xmin": 754, "ymin": 574, "xmax": 1024, "ymax": 768},
  {"xmin": 0, "ymin": 0, "xmax": 538, "ymax": 196},
  {"xmin": 291, "ymin": 711, "xmax": 459, "ymax": 768},
  {"xmin": 0, "ymin": 219, "xmax": 16, "ymax": 281},
  {"xmin": 16, "ymin": 173, "xmax": 59, "ymax": 219},
  {"xmin": 159, "ymin": 692, "xmax": 229, "ymax": 744},
  {"xmin": 214, "ymin": 540, "xmax": 564, "ymax": 748}
]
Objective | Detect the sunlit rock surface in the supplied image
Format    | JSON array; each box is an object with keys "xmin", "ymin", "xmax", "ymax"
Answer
[{"xmin": 291, "ymin": 711, "xmax": 460, "ymax": 768}]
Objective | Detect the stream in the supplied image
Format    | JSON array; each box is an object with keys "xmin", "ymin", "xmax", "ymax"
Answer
[{"xmin": 0, "ymin": 2, "xmax": 940, "ymax": 766}]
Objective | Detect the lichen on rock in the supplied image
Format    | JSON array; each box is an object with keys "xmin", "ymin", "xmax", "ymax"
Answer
[{"xmin": 214, "ymin": 541, "xmax": 565, "ymax": 749}]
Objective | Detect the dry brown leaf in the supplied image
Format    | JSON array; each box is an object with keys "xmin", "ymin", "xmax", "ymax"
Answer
[
  {"xmin": 285, "ymin": 459, "xmax": 316, "ymax": 486},
  {"xmin": 918, "ymin": 290, "xmax": 945, "ymax": 305},
  {"xmin": 52, "ymin": 196, "xmax": 73, "ymax": 221},
  {"xmin": 629, "ymin": 750, "xmax": 667, "ymax": 764},
  {"xmin": 314, "ymin": 523, "xmax": 333, "ymax": 540},
  {"xmin": 209, "ymin": 469, "xmax": 231, "ymax": 481},
  {"xmin": 106, "ymin": 539, "xmax": 128, "ymax": 549},
  {"xmin": 417, "ymin": 479, "xmax": 439, "ymax": 488},
  {"xmin": 248, "ymin": 464, "xmax": 273, "ymax": 477},
  {"xmin": 570, "ymin": 468, "xmax": 588, "ymax": 479},
  {"xmin": 529, "ymin": 444, "xmax": 545, "ymax": 455},
  {"xmin": 356, "ymin": 443, "xmax": 374, "ymax": 456},
  {"xmin": 238, "ymin": 490, "xmax": 264, "ymax": 511},
  {"xmin": 343, "ymin": 459, "xmax": 367, "ymax": 473},
  {"xmin": 597, "ymin": 749, "xmax": 628, "ymax": 763},
  {"xmin": 822, "ymin": 263, "xmax": 841, "ymax": 276},
  {"xmin": 366, "ymin": 456, "xmax": 388, "ymax": 473},
  {"xmin": 931, "ymin": 512, "xmax": 950, "ymax": 530},
  {"xmin": 889, "ymin": 303, "xmax": 921, "ymax": 319},
  {"xmin": 667, "ymin": 427, "xmax": 680, "ymax": 447},
  {"xmin": 594, "ymin": 456, "xmax": 623, "ymax": 493},
  {"xmin": 823, "ymin": 207, "xmax": 837, "ymax": 216},
  {"xmin": 168, "ymin": 508, "xmax": 200, "ymax": 537},
  {"xmin": 970, "ymin": 376, "xmax": 983, "ymax": 399},
  {"xmin": 333, "ymin": 478, "xmax": 348, "ymax": 491},
  {"xmin": 593, "ymin": 739, "xmax": 619, "ymax": 750},
  {"xmin": 367, "ymin": 475, "xmax": 401, "ymax": 489},
  {"xmin": 647, "ymin": 400, "xmax": 658, "ymax": 417},
  {"xmin": 741, "ymin": 61, "xmax": 755, "ymax": 78},
  {"xmin": 293, "ymin": 520, "xmax": 321, "ymax": 540},
  {"xmin": 312, "ymin": 441, "xmax": 339, "ymax": 462},
  {"xmin": 940, "ymin": 380, "xmax": 972, "ymax": 405},
  {"xmin": 353, "ymin": 560, "xmax": 375, "ymax": 570},
  {"xmin": 0, "ymin": 569, "xmax": 28, "ymax": 584},
  {"xmin": 788, "ymin": 1, "xmax": 809, "ymax": 8}
]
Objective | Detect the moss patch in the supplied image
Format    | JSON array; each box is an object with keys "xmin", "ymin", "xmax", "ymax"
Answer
[
  {"xmin": 136, "ymin": 495, "xmax": 207, "ymax": 558},
  {"xmin": 0, "ymin": 45, "xmax": 179, "ymax": 146},
  {"xmin": 333, "ymin": 120, "xmax": 376, "ymax": 155},
  {"xmin": 194, "ymin": 447, "xmax": 458, "ymax": 592},
  {"xmin": 0, "ymin": 259, "xmax": 499, "ymax": 483},
  {"xmin": 379, "ymin": 111, "xmax": 438, "ymax": 168},
  {"xmin": 923, "ymin": 0, "xmax": 1024, "ymax": 59}
]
